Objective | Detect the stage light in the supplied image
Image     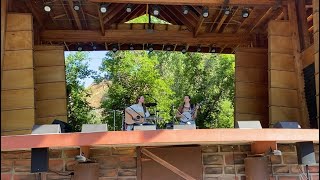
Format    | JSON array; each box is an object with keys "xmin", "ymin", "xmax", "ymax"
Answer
[
  {"xmin": 73, "ymin": 1, "xmax": 80, "ymax": 11},
  {"xmin": 44, "ymin": 5, "xmax": 51, "ymax": 12},
  {"xmin": 224, "ymin": 7, "xmax": 231, "ymax": 15},
  {"xmin": 129, "ymin": 44, "xmax": 134, "ymax": 50},
  {"xmin": 92, "ymin": 45, "xmax": 97, "ymax": 51},
  {"xmin": 182, "ymin": 6, "xmax": 189, "ymax": 15},
  {"xmin": 166, "ymin": 46, "xmax": 171, "ymax": 51},
  {"xmin": 126, "ymin": 4, "xmax": 132, "ymax": 13},
  {"xmin": 112, "ymin": 44, "xmax": 118, "ymax": 53},
  {"xmin": 77, "ymin": 46, "xmax": 82, "ymax": 51},
  {"xmin": 181, "ymin": 47, "xmax": 187, "ymax": 54},
  {"xmin": 153, "ymin": 6, "xmax": 160, "ymax": 16},
  {"xmin": 148, "ymin": 44, "xmax": 154, "ymax": 52},
  {"xmin": 242, "ymin": 8, "xmax": 250, "ymax": 18},
  {"xmin": 197, "ymin": 46, "xmax": 201, "ymax": 52},
  {"xmin": 202, "ymin": 7, "xmax": 209, "ymax": 18},
  {"xmin": 210, "ymin": 47, "xmax": 216, "ymax": 53},
  {"xmin": 100, "ymin": 3, "xmax": 107, "ymax": 13}
]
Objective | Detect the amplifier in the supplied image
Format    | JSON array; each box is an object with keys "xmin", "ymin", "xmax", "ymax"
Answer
[
  {"xmin": 134, "ymin": 125, "xmax": 156, "ymax": 131},
  {"xmin": 173, "ymin": 124, "xmax": 196, "ymax": 130}
]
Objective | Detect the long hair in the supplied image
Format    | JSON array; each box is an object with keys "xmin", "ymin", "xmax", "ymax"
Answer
[
  {"xmin": 136, "ymin": 95, "xmax": 146, "ymax": 113},
  {"xmin": 178, "ymin": 95, "xmax": 194, "ymax": 113}
]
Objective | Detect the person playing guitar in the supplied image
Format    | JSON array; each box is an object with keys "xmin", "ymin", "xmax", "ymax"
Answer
[
  {"xmin": 176, "ymin": 95, "xmax": 200, "ymax": 125},
  {"xmin": 125, "ymin": 95, "xmax": 150, "ymax": 131}
]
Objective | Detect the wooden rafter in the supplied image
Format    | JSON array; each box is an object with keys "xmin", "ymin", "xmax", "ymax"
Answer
[
  {"xmin": 53, "ymin": 14, "xmax": 67, "ymax": 19},
  {"xmin": 40, "ymin": 30, "xmax": 252, "ymax": 45},
  {"xmin": 103, "ymin": 4, "xmax": 127, "ymax": 24},
  {"xmin": 172, "ymin": 6, "xmax": 198, "ymax": 25},
  {"xmin": 97, "ymin": 5, "xmax": 105, "ymax": 36},
  {"xmin": 67, "ymin": 0, "xmax": 82, "ymax": 30},
  {"xmin": 208, "ymin": 8, "xmax": 223, "ymax": 32},
  {"xmin": 141, "ymin": 148, "xmax": 196, "ymax": 180},
  {"xmin": 59, "ymin": 0, "xmax": 73, "ymax": 27},
  {"xmin": 64, "ymin": 41, "xmax": 70, "ymax": 51},
  {"xmin": 194, "ymin": 16, "xmax": 205, "ymax": 37},
  {"xmin": 234, "ymin": 8, "xmax": 255, "ymax": 33},
  {"xmin": 219, "ymin": 7, "xmax": 239, "ymax": 32},
  {"xmin": 249, "ymin": 7, "xmax": 273, "ymax": 33},
  {"xmin": 25, "ymin": 0, "xmax": 44, "ymax": 28},
  {"xmin": 163, "ymin": 6, "xmax": 195, "ymax": 31},
  {"xmin": 158, "ymin": 5, "xmax": 180, "ymax": 25},
  {"xmin": 297, "ymin": 0, "xmax": 311, "ymax": 49},
  {"xmin": 89, "ymin": 0, "xmax": 284, "ymax": 6},
  {"xmin": 80, "ymin": 3, "xmax": 89, "ymax": 29},
  {"xmin": 160, "ymin": 6, "xmax": 184, "ymax": 25},
  {"xmin": 214, "ymin": 7, "xmax": 232, "ymax": 33},
  {"xmin": 275, "ymin": 11, "xmax": 284, "ymax": 20},
  {"xmin": 84, "ymin": 12, "xmax": 99, "ymax": 20},
  {"xmin": 119, "ymin": 4, "xmax": 143, "ymax": 23}
]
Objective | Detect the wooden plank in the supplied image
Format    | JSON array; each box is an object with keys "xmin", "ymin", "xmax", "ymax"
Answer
[
  {"xmin": 235, "ymin": 67, "xmax": 268, "ymax": 83},
  {"xmin": 67, "ymin": 0, "xmax": 82, "ymax": 30},
  {"xmin": 235, "ymin": 51, "xmax": 268, "ymax": 69},
  {"xmin": 40, "ymin": 30, "xmax": 252, "ymax": 46},
  {"xmin": 35, "ymin": 82, "xmax": 66, "ymax": 101},
  {"xmin": 235, "ymin": 82, "xmax": 268, "ymax": 98},
  {"xmin": 269, "ymin": 88, "xmax": 299, "ymax": 108},
  {"xmin": 3, "ymin": 50, "xmax": 33, "ymax": 70},
  {"xmin": 236, "ymin": 48, "xmax": 268, "ymax": 54},
  {"xmin": 1, "ymin": 0, "xmax": 7, "ymax": 79},
  {"xmin": 1, "ymin": 69, "xmax": 34, "ymax": 90},
  {"xmin": 141, "ymin": 148, "xmax": 196, "ymax": 180},
  {"xmin": 1, "ymin": 108, "xmax": 35, "ymax": 130},
  {"xmin": 34, "ymin": 50, "xmax": 65, "ymax": 67},
  {"xmin": 1, "ymin": 130, "xmax": 31, "ymax": 136},
  {"xmin": 235, "ymin": 98, "xmax": 268, "ymax": 114},
  {"xmin": 35, "ymin": 66, "xmax": 66, "ymax": 83},
  {"xmin": 5, "ymin": 31, "xmax": 33, "ymax": 50},
  {"xmin": 268, "ymin": 53, "xmax": 295, "ymax": 71},
  {"xmin": 316, "ymin": 73, "xmax": 319, "ymax": 96},
  {"xmin": 267, "ymin": 20, "xmax": 292, "ymax": 36},
  {"xmin": 1, "ymin": 89, "xmax": 35, "ymax": 110},
  {"xmin": 268, "ymin": 35, "xmax": 293, "ymax": 54},
  {"xmin": 301, "ymin": 44, "xmax": 315, "ymax": 68},
  {"xmin": 297, "ymin": 0, "xmax": 311, "ymax": 49},
  {"xmin": 315, "ymin": 52, "xmax": 319, "ymax": 74},
  {"xmin": 35, "ymin": 99, "xmax": 67, "ymax": 118},
  {"xmin": 269, "ymin": 70, "xmax": 298, "ymax": 89},
  {"xmin": 6, "ymin": 13, "xmax": 33, "ymax": 31},
  {"xmin": 269, "ymin": 106, "xmax": 300, "ymax": 124},
  {"xmin": 36, "ymin": 115, "xmax": 67, "ymax": 125},
  {"xmin": 315, "ymin": 31, "xmax": 319, "ymax": 54},
  {"xmin": 34, "ymin": 45, "xmax": 64, "ymax": 51},
  {"xmin": 89, "ymin": 0, "xmax": 282, "ymax": 6},
  {"xmin": 314, "ymin": 12, "xmax": 319, "ymax": 33}
]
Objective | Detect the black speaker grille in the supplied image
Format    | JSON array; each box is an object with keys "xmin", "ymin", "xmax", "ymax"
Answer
[{"xmin": 31, "ymin": 148, "xmax": 49, "ymax": 173}]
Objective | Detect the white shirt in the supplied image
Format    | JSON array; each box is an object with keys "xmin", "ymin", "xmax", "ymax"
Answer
[{"xmin": 128, "ymin": 104, "xmax": 150, "ymax": 117}]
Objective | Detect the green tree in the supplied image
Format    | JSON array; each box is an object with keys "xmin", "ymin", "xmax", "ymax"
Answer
[{"xmin": 65, "ymin": 52, "xmax": 97, "ymax": 131}]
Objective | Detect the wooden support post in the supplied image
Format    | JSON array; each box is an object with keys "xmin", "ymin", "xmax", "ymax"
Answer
[
  {"xmin": 137, "ymin": 147, "xmax": 142, "ymax": 180},
  {"xmin": 296, "ymin": 0, "xmax": 311, "ymax": 50},
  {"xmin": 251, "ymin": 141, "xmax": 277, "ymax": 155},
  {"xmin": 141, "ymin": 148, "xmax": 196, "ymax": 180},
  {"xmin": 287, "ymin": 0, "xmax": 310, "ymax": 128}
]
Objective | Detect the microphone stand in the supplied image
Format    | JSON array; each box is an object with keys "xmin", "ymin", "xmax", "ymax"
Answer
[{"xmin": 145, "ymin": 94, "xmax": 158, "ymax": 125}]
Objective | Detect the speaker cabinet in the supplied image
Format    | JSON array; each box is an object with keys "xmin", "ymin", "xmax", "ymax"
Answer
[
  {"xmin": 296, "ymin": 141, "xmax": 316, "ymax": 165},
  {"xmin": 31, "ymin": 124, "xmax": 61, "ymax": 134},
  {"xmin": 234, "ymin": 121, "xmax": 262, "ymax": 129},
  {"xmin": 31, "ymin": 148, "xmax": 49, "ymax": 173},
  {"xmin": 273, "ymin": 121, "xmax": 301, "ymax": 129},
  {"xmin": 81, "ymin": 124, "xmax": 108, "ymax": 133}
]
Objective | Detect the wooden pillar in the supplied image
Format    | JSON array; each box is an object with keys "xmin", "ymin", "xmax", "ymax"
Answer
[
  {"xmin": 297, "ymin": 0, "xmax": 311, "ymax": 50},
  {"xmin": 287, "ymin": 0, "xmax": 309, "ymax": 128},
  {"xmin": 313, "ymin": 0, "xmax": 319, "ymax": 128},
  {"xmin": 1, "ymin": 0, "xmax": 7, "ymax": 79}
]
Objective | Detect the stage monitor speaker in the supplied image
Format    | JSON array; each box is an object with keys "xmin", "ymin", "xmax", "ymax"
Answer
[
  {"xmin": 296, "ymin": 141, "xmax": 316, "ymax": 165},
  {"xmin": 173, "ymin": 124, "xmax": 196, "ymax": 130},
  {"xmin": 31, "ymin": 124, "xmax": 61, "ymax": 134},
  {"xmin": 234, "ymin": 121, "xmax": 262, "ymax": 129},
  {"xmin": 134, "ymin": 125, "xmax": 156, "ymax": 131},
  {"xmin": 52, "ymin": 119, "xmax": 73, "ymax": 133},
  {"xmin": 81, "ymin": 124, "xmax": 108, "ymax": 133},
  {"xmin": 273, "ymin": 121, "xmax": 301, "ymax": 129},
  {"xmin": 31, "ymin": 148, "xmax": 49, "ymax": 173}
]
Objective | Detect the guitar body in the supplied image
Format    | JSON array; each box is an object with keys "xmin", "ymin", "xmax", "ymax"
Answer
[{"xmin": 125, "ymin": 110, "xmax": 145, "ymax": 125}]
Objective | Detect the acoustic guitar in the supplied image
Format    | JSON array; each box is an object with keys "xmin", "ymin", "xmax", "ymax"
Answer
[{"xmin": 125, "ymin": 109, "xmax": 146, "ymax": 125}]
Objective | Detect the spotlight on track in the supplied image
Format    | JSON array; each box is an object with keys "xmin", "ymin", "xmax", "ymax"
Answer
[
  {"xmin": 77, "ymin": 45, "xmax": 82, "ymax": 51},
  {"xmin": 166, "ymin": 45, "xmax": 172, "ymax": 51},
  {"xmin": 100, "ymin": 3, "xmax": 107, "ymax": 13},
  {"xmin": 112, "ymin": 44, "xmax": 118, "ymax": 53},
  {"xmin": 181, "ymin": 46, "xmax": 187, "ymax": 54},
  {"xmin": 197, "ymin": 46, "xmax": 201, "ymax": 52},
  {"xmin": 242, "ymin": 8, "xmax": 250, "ymax": 18},
  {"xmin": 210, "ymin": 47, "xmax": 216, "ymax": 53},
  {"xmin": 126, "ymin": 4, "xmax": 132, "ymax": 13},
  {"xmin": 224, "ymin": 7, "xmax": 231, "ymax": 15},
  {"xmin": 129, "ymin": 44, "xmax": 134, "ymax": 50},
  {"xmin": 202, "ymin": 7, "xmax": 209, "ymax": 18},
  {"xmin": 182, "ymin": 6, "xmax": 189, "ymax": 15},
  {"xmin": 153, "ymin": 6, "xmax": 160, "ymax": 16},
  {"xmin": 44, "ymin": 5, "xmax": 51, "ymax": 12},
  {"xmin": 73, "ymin": 1, "xmax": 80, "ymax": 11},
  {"xmin": 148, "ymin": 44, "xmax": 154, "ymax": 52}
]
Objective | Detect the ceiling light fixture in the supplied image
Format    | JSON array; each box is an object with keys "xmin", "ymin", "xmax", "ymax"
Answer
[
  {"xmin": 197, "ymin": 46, "xmax": 201, "ymax": 52},
  {"xmin": 224, "ymin": 7, "xmax": 231, "ymax": 15},
  {"xmin": 44, "ymin": 5, "xmax": 51, "ymax": 12},
  {"xmin": 129, "ymin": 44, "xmax": 134, "ymax": 50},
  {"xmin": 182, "ymin": 6, "xmax": 189, "ymax": 15},
  {"xmin": 242, "ymin": 8, "xmax": 250, "ymax": 18},
  {"xmin": 148, "ymin": 44, "xmax": 154, "ymax": 52},
  {"xmin": 166, "ymin": 45, "xmax": 171, "ymax": 51},
  {"xmin": 126, "ymin": 4, "xmax": 132, "ymax": 13},
  {"xmin": 73, "ymin": 1, "xmax": 80, "ymax": 11},
  {"xmin": 210, "ymin": 47, "xmax": 216, "ymax": 53},
  {"xmin": 77, "ymin": 46, "xmax": 82, "ymax": 51},
  {"xmin": 112, "ymin": 44, "xmax": 118, "ymax": 53},
  {"xmin": 100, "ymin": 3, "xmax": 107, "ymax": 13},
  {"xmin": 153, "ymin": 6, "xmax": 160, "ymax": 16},
  {"xmin": 202, "ymin": 7, "xmax": 209, "ymax": 18},
  {"xmin": 181, "ymin": 47, "xmax": 187, "ymax": 54}
]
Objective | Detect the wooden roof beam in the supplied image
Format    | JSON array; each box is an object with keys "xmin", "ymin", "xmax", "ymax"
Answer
[
  {"xmin": 194, "ymin": 16, "xmax": 205, "ymax": 37},
  {"xmin": 40, "ymin": 30, "xmax": 252, "ymax": 46},
  {"xmin": 119, "ymin": 4, "xmax": 144, "ymax": 23},
  {"xmin": 67, "ymin": 0, "xmax": 82, "ymax": 30},
  {"xmin": 208, "ymin": 8, "xmax": 223, "ymax": 32},
  {"xmin": 59, "ymin": 0, "xmax": 73, "ymax": 27},
  {"xmin": 214, "ymin": 8, "xmax": 230, "ymax": 33},
  {"xmin": 89, "ymin": 0, "xmax": 285, "ymax": 6},
  {"xmin": 25, "ymin": 1, "xmax": 45, "ymax": 28},
  {"xmin": 97, "ymin": 5, "xmax": 105, "ymax": 36},
  {"xmin": 219, "ymin": 7, "xmax": 239, "ymax": 32},
  {"xmin": 163, "ymin": 6, "xmax": 195, "ymax": 31},
  {"xmin": 249, "ymin": 7, "xmax": 273, "ymax": 33},
  {"xmin": 103, "ymin": 4, "xmax": 127, "ymax": 24}
]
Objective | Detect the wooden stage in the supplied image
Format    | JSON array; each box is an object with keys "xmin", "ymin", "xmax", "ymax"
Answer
[{"xmin": 1, "ymin": 129, "xmax": 319, "ymax": 151}]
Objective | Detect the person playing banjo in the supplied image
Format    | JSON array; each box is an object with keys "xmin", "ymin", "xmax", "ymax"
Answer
[{"xmin": 176, "ymin": 95, "xmax": 199, "ymax": 125}]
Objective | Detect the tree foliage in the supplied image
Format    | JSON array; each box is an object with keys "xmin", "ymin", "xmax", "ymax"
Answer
[
  {"xmin": 100, "ymin": 51, "xmax": 235, "ymax": 130},
  {"xmin": 65, "ymin": 52, "xmax": 97, "ymax": 131}
]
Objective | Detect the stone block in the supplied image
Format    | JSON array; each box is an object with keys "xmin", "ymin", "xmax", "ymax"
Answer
[
  {"xmin": 273, "ymin": 165, "xmax": 289, "ymax": 173},
  {"xmin": 202, "ymin": 145, "xmax": 219, "ymax": 153},
  {"xmin": 112, "ymin": 147, "xmax": 136, "ymax": 156},
  {"xmin": 119, "ymin": 157, "xmax": 136, "ymax": 169},
  {"xmin": 90, "ymin": 148, "xmax": 112, "ymax": 157},
  {"xmin": 13, "ymin": 174, "xmax": 37, "ymax": 180},
  {"xmin": 1, "ymin": 160, "xmax": 13, "ymax": 172},
  {"xmin": 49, "ymin": 149, "xmax": 62, "ymax": 158},
  {"xmin": 220, "ymin": 145, "xmax": 239, "ymax": 152},
  {"xmin": 203, "ymin": 155, "xmax": 224, "ymax": 165},
  {"xmin": 240, "ymin": 145, "xmax": 251, "ymax": 152},
  {"xmin": 270, "ymin": 155, "xmax": 282, "ymax": 164},
  {"xmin": 49, "ymin": 159, "xmax": 64, "ymax": 172},
  {"xmin": 224, "ymin": 166, "xmax": 235, "ymax": 174},
  {"xmin": 96, "ymin": 157, "xmax": 119, "ymax": 169},
  {"xmin": 99, "ymin": 169, "xmax": 118, "ymax": 177},
  {"xmin": 65, "ymin": 159, "xmax": 77, "ymax": 171},
  {"xmin": 277, "ymin": 144, "xmax": 296, "ymax": 152},
  {"xmin": 14, "ymin": 160, "xmax": 31, "ymax": 172},
  {"xmin": 225, "ymin": 153, "xmax": 247, "ymax": 165},
  {"xmin": 63, "ymin": 148, "xmax": 80, "ymax": 158},
  {"xmin": 118, "ymin": 169, "xmax": 137, "ymax": 176},
  {"xmin": 283, "ymin": 154, "xmax": 298, "ymax": 164}
]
